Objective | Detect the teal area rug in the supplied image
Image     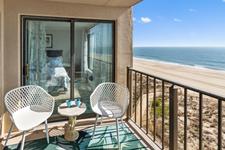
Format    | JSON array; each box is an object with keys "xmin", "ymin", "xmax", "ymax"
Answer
[{"xmin": 5, "ymin": 125, "xmax": 147, "ymax": 150}]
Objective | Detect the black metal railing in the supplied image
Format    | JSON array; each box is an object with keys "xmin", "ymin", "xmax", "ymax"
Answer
[{"xmin": 126, "ymin": 67, "xmax": 224, "ymax": 150}]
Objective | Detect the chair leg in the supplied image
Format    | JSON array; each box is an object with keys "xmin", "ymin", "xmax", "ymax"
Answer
[
  {"xmin": 92, "ymin": 114, "xmax": 99, "ymax": 139},
  {"xmin": 120, "ymin": 118, "xmax": 125, "ymax": 129},
  {"xmin": 45, "ymin": 120, "xmax": 49, "ymax": 144},
  {"xmin": 20, "ymin": 131, "xmax": 26, "ymax": 150},
  {"xmin": 4, "ymin": 123, "xmax": 13, "ymax": 146},
  {"xmin": 116, "ymin": 118, "xmax": 120, "ymax": 148},
  {"xmin": 100, "ymin": 116, "xmax": 103, "ymax": 125}
]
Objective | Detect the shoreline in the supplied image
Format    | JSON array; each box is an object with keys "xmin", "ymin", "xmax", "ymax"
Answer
[
  {"xmin": 133, "ymin": 58, "xmax": 225, "ymax": 98},
  {"xmin": 134, "ymin": 57, "xmax": 225, "ymax": 73}
]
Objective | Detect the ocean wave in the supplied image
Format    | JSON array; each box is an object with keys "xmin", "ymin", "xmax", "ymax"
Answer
[
  {"xmin": 134, "ymin": 57, "xmax": 225, "ymax": 73},
  {"xmin": 133, "ymin": 47, "xmax": 225, "ymax": 71}
]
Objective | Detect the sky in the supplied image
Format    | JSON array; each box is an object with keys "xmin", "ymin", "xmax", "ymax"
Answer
[{"xmin": 133, "ymin": 0, "xmax": 225, "ymax": 47}]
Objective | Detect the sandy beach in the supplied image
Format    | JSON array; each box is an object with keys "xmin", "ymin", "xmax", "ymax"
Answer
[{"xmin": 133, "ymin": 58, "xmax": 225, "ymax": 98}]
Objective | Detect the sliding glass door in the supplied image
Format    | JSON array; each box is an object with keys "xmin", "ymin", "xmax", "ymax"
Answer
[
  {"xmin": 22, "ymin": 16, "xmax": 114, "ymax": 119},
  {"xmin": 74, "ymin": 22, "xmax": 113, "ymax": 114}
]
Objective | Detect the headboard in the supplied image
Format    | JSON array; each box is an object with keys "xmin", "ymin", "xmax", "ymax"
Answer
[{"xmin": 46, "ymin": 50, "xmax": 63, "ymax": 57}]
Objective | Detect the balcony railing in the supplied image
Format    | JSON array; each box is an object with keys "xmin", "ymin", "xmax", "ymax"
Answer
[{"xmin": 126, "ymin": 67, "xmax": 224, "ymax": 150}]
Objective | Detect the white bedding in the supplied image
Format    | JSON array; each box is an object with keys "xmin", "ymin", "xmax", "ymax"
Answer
[{"xmin": 47, "ymin": 67, "xmax": 70, "ymax": 88}]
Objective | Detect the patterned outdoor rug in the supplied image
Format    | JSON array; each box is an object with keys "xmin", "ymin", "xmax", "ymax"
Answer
[{"xmin": 5, "ymin": 125, "xmax": 147, "ymax": 150}]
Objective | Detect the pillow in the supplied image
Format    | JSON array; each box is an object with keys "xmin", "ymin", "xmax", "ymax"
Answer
[{"xmin": 47, "ymin": 56, "xmax": 63, "ymax": 67}]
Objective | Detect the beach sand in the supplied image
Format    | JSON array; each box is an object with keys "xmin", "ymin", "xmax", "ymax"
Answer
[{"xmin": 133, "ymin": 58, "xmax": 225, "ymax": 98}]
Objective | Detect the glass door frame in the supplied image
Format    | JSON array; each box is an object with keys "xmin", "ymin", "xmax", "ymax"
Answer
[{"xmin": 20, "ymin": 15, "xmax": 116, "ymax": 121}]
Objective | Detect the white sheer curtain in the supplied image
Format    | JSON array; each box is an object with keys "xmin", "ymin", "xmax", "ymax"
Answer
[
  {"xmin": 27, "ymin": 21, "xmax": 47, "ymax": 89},
  {"xmin": 88, "ymin": 23, "xmax": 113, "ymax": 86}
]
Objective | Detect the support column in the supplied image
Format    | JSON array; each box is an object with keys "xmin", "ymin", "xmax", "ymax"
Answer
[{"xmin": 0, "ymin": 0, "xmax": 4, "ymax": 138}]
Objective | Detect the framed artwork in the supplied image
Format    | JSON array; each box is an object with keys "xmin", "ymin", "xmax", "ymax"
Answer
[{"xmin": 46, "ymin": 34, "xmax": 53, "ymax": 48}]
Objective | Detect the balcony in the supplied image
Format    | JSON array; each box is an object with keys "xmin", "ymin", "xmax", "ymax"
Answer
[{"xmin": 1, "ymin": 66, "xmax": 225, "ymax": 149}]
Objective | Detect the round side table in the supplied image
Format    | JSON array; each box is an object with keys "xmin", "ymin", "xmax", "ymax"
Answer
[{"xmin": 58, "ymin": 102, "xmax": 86, "ymax": 141}]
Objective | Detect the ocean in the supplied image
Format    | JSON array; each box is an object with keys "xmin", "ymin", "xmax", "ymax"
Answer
[{"xmin": 133, "ymin": 47, "xmax": 225, "ymax": 71}]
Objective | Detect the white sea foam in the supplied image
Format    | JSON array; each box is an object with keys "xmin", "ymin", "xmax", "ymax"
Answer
[{"xmin": 134, "ymin": 57, "xmax": 225, "ymax": 74}]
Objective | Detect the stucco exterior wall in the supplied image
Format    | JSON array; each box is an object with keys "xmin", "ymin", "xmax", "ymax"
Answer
[
  {"xmin": 0, "ymin": 0, "xmax": 4, "ymax": 115},
  {"xmin": 1, "ymin": 0, "xmax": 133, "ymax": 135},
  {"xmin": 0, "ymin": 0, "xmax": 4, "ymax": 138},
  {"xmin": 116, "ymin": 9, "xmax": 133, "ymax": 83}
]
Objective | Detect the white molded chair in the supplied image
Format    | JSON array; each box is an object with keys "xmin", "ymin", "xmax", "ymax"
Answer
[
  {"xmin": 4, "ymin": 85, "xmax": 55, "ymax": 150},
  {"xmin": 90, "ymin": 82, "xmax": 129, "ymax": 147}
]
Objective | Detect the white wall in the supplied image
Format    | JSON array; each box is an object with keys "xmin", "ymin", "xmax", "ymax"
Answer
[
  {"xmin": 46, "ymin": 28, "xmax": 71, "ymax": 65},
  {"xmin": 46, "ymin": 26, "xmax": 87, "ymax": 72}
]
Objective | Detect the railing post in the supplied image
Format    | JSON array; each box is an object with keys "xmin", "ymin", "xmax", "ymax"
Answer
[
  {"xmin": 218, "ymin": 99, "xmax": 222, "ymax": 150},
  {"xmin": 126, "ymin": 66, "xmax": 130, "ymax": 121},
  {"xmin": 169, "ymin": 86, "xmax": 178, "ymax": 150}
]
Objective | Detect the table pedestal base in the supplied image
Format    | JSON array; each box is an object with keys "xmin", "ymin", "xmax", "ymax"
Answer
[{"xmin": 64, "ymin": 116, "xmax": 79, "ymax": 141}]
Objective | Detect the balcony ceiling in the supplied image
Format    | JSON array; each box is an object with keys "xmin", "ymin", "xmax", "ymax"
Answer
[{"xmin": 45, "ymin": 0, "xmax": 142, "ymax": 7}]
